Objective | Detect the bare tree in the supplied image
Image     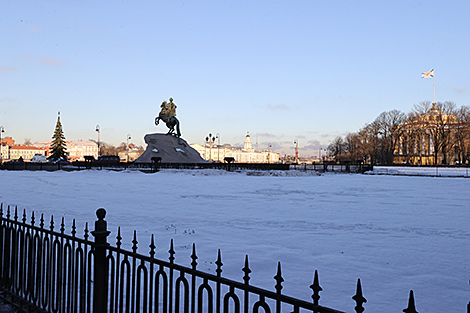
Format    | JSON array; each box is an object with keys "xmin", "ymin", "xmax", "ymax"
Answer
[
  {"xmin": 99, "ymin": 142, "xmax": 119, "ymax": 156},
  {"xmin": 454, "ymin": 105, "xmax": 470, "ymax": 164},
  {"xmin": 374, "ymin": 110, "xmax": 407, "ymax": 164},
  {"xmin": 343, "ymin": 132, "xmax": 362, "ymax": 162},
  {"xmin": 358, "ymin": 122, "xmax": 381, "ymax": 165},
  {"xmin": 336, "ymin": 101, "xmax": 468, "ymax": 166},
  {"xmin": 327, "ymin": 136, "xmax": 345, "ymax": 160}
]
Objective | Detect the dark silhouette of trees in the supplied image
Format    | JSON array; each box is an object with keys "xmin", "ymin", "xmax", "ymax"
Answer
[
  {"xmin": 343, "ymin": 132, "xmax": 362, "ymax": 162},
  {"xmin": 90, "ymin": 140, "xmax": 144, "ymax": 157},
  {"xmin": 374, "ymin": 110, "xmax": 407, "ymax": 164},
  {"xmin": 359, "ymin": 122, "xmax": 381, "ymax": 165},
  {"xmin": 327, "ymin": 102, "xmax": 470, "ymax": 165},
  {"xmin": 327, "ymin": 136, "xmax": 345, "ymax": 159}
]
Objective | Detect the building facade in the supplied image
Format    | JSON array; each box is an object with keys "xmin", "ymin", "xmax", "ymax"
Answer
[
  {"xmin": 394, "ymin": 103, "xmax": 469, "ymax": 165},
  {"xmin": 9, "ymin": 145, "xmax": 47, "ymax": 161},
  {"xmin": 0, "ymin": 144, "xmax": 8, "ymax": 161},
  {"xmin": 0, "ymin": 137, "xmax": 14, "ymax": 162},
  {"xmin": 191, "ymin": 132, "xmax": 280, "ymax": 163},
  {"xmin": 0, "ymin": 137, "xmax": 99, "ymax": 162},
  {"xmin": 33, "ymin": 140, "xmax": 99, "ymax": 161},
  {"xmin": 117, "ymin": 145, "xmax": 144, "ymax": 162},
  {"xmin": 65, "ymin": 140, "xmax": 99, "ymax": 161}
]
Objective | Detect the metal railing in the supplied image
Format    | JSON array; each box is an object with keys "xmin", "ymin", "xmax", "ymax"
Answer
[
  {"xmin": 0, "ymin": 205, "xmax": 94, "ymax": 313},
  {"xmin": 0, "ymin": 205, "xmax": 426, "ymax": 313}
]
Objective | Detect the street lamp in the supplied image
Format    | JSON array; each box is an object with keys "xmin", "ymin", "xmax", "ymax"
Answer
[
  {"xmin": 127, "ymin": 134, "xmax": 131, "ymax": 162},
  {"xmin": 268, "ymin": 144, "xmax": 272, "ymax": 164},
  {"xmin": 216, "ymin": 133, "xmax": 220, "ymax": 162},
  {"xmin": 95, "ymin": 125, "xmax": 100, "ymax": 157},
  {"xmin": 0, "ymin": 126, "xmax": 4, "ymax": 163},
  {"xmin": 205, "ymin": 133, "xmax": 216, "ymax": 162}
]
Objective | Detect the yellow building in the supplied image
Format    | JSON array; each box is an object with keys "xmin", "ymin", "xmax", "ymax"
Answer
[{"xmin": 394, "ymin": 103, "xmax": 468, "ymax": 165}]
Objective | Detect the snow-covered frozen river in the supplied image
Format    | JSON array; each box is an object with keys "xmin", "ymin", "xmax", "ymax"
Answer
[{"xmin": 1, "ymin": 169, "xmax": 469, "ymax": 312}]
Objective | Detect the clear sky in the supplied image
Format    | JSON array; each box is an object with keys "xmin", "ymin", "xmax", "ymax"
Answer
[{"xmin": 1, "ymin": 1, "xmax": 469, "ymax": 157}]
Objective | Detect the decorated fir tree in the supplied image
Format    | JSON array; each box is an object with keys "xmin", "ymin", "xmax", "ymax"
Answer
[{"xmin": 48, "ymin": 113, "xmax": 67, "ymax": 161}]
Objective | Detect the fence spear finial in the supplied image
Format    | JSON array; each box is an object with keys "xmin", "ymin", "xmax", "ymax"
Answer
[
  {"xmin": 242, "ymin": 255, "xmax": 251, "ymax": 285},
  {"xmin": 352, "ymin": 278, "xmax": 367, "ymax": 313},
  {"xmin": 132, "ymin": 230, "xmax": 138, "ymax": 254},
  {"xmin": 116, "ymin": 227, "xmax": 122, "ymax": 248},
  {"xmin": 216, "ymin": 249, "xmax": 223, "ymax": 277},
  {"xmin": 71, "ymin": 219, "xmax": 76, "ymax": 237},
  {"xmin": 310, "ymin": 270, "xmax": 322, "ymax": 305},
  {"xmin": 149, "ymin": 234, "xmax": 156, "ymax": 259},
  {"xmin": 60, "ymin": 217, "xmax": 65, "ymax": 233},
  {"xmin": 50, "ymin": 215, "xmax": 54, "ymax": 231},
  {"xmin": 403, "ymin": 290, "xmax": 418, "ymax": 313},
  {"xmin": 169, "ymin": 239, "xmax": 175, "ymax": 264},
  {"xmin": 274, "ymin": 262, "xmax": 284, "ymax": 294},
  {"xmin": 191, "ymin": 243, "xmax": 198, "ymax": 269}
]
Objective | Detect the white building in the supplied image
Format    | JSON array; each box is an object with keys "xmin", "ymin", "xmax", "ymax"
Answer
[
  {"xmin": 9, "ymin": 145, "xmax": 47, "ymax": 161},
  {"xmin": 34, "ymin": 139, "xmax": 99, "ymax": 161},
  {"xmin": 0, "ymin": 144, "xmax": 9, "ymax": 161},
  {"xmin": 191, "ymin": 132, "xmax": 280, "ymax": 163},
  {"xmin": 118, "ymin": 147, "xmax": 144, "ymax": 162},
  {"xmin": 66, "ymin": 140, "xmax": 99, "ymax": 161}
]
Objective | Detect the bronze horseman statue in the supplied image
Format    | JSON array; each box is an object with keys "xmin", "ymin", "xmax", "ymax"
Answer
[{"xmin": 155, "ymin": 97, "xmax": 181, "ymax": 138}]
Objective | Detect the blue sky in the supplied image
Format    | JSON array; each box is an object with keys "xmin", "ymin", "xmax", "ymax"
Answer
[{"xmin": 1, "ymin": 1, "xmax": 469, "ymax": 156}]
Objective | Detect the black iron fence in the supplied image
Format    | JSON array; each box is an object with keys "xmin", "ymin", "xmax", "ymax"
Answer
[
  {"xmin": 289, "ymin": 163, "xmax": 373, "ymax": 174},
  {"xmin": 0, "ymin": 161, "xmax": 291, "ymax": 172},
  {"xmin": 1, "ymin": 161, "xmax": 373, "ymax": 173},
  {"xmin": 0, "ymin": 205, "xmax": 428, "ymax": 313}
]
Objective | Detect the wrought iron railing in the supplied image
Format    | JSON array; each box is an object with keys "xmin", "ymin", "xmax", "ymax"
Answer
[
  {"xmin": 0, "ymin": 204, "xmax": 94, "ymax": 313},
  {"xmin": 0, "ymin": 204, "xmax": 425, "ymax": 313}
]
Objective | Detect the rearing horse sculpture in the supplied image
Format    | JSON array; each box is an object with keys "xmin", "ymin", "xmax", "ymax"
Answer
[{"xmin": 155, "ymin": 98, "xmax": 181, "ymax": 138}]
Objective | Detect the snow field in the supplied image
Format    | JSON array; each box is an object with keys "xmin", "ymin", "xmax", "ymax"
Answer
[{"xmin": 0, "ymin": 169, "xmax": 469, "ymax": 312}]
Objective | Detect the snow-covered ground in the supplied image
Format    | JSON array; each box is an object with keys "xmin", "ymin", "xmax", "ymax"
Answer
[{"xmin": 1, "ymin": 168, "xmax": 469, "ymax": 312}]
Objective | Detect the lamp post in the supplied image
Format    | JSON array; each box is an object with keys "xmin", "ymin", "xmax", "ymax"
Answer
[
  {"xmin": 216, "ymin": 133, "xmax": 220, "ymax": 162},
  {"xmin": 126, "ymin": 134, "xmax": 131, "ymax": 162},
  {"xmin": 0, "ymin": 126, "xmax": 4, "ymax": 163},
  {"xmin": 205, "ymin": 133, "xmax": 216, "ymax": 162},
  {"xmin": 294, "ymin": 139, "xmax": 299, "ymax": 163},
  {"xmin": 268, "ymin": 144, "xmax": 272, "ymax": 164},
  {"xmin": 95, "ymin": 125, "xmax": 100, "ymax": 157}
]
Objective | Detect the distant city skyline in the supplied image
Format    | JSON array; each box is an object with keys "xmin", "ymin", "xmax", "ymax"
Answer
[{"xmin": 1, "ymin": 1, "xmax": 469, "ymax": 157}]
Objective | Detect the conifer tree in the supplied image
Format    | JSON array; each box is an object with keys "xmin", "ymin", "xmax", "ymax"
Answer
[{"xmin": 49, "ymin": 113, "xmax": 67, "ymax": 161}]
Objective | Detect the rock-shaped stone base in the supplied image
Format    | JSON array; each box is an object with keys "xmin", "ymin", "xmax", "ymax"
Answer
[{"xmin": 135, "ymin": 133, "xmax": 207, "ymax": 163}]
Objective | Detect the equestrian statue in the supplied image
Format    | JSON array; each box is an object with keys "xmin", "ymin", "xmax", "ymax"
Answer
[{"xmin": 155, "ymin": 97, "xmax": 181, "ymax": 137}]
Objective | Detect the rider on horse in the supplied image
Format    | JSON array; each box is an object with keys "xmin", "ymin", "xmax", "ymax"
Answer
[{"xmin": 155, "ymin": 97, "xmax": 181, "ymax": 139}]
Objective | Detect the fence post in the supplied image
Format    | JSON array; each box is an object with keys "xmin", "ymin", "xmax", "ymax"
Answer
[{"xmin": 91, "ymin": 208, "xmax": 110, "ymax": 313}]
